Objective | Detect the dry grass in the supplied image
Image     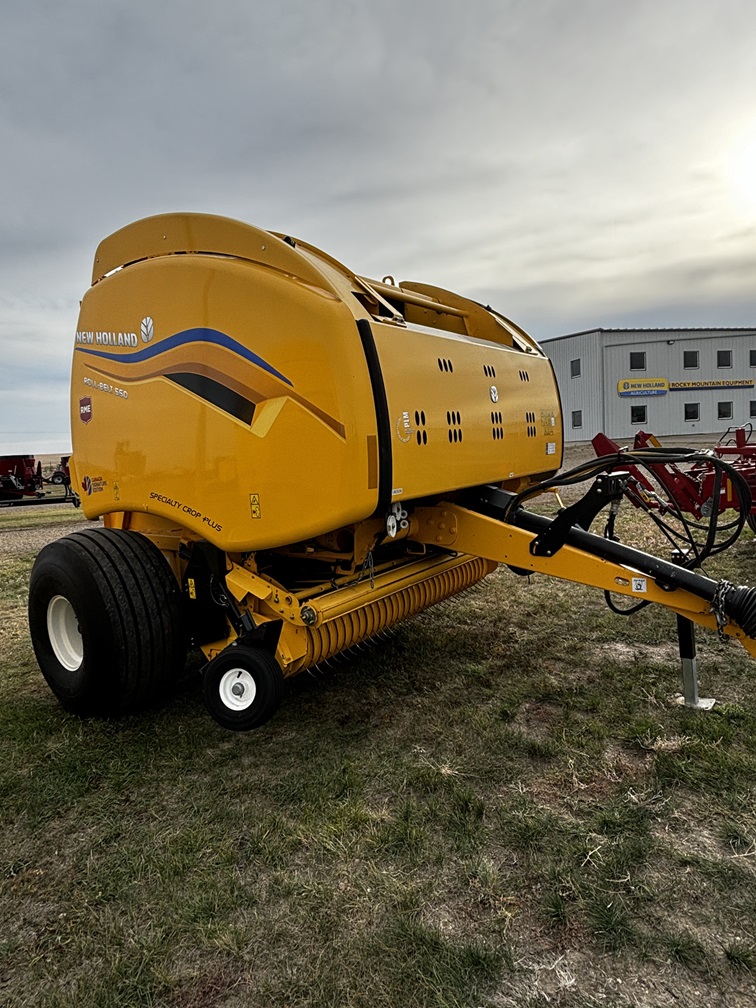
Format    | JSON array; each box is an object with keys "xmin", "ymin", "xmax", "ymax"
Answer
[{"xmin": 3, "ymin": 445, "xmax": 756, "ymax": 1007}]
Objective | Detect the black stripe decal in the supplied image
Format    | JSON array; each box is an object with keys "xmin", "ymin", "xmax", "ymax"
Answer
[
  {"xmin": 357, "ymin": 318, "xmax": 392, "ymax": 510},
  {"xmin": 167, "ymin": 373, "xmax": 256, "ymax": 425}
]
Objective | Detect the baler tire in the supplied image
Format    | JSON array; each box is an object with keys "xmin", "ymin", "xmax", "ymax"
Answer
[
  {"xmin": 203, "ymin": 645, "xmax": 285, "ymax": 731},
  {"xmin": 50, "ymin": 473, "xmax": 65, "ymax": 485},
  {"xmin": 28, "ymin": 528, "xmax": 186, "ymax": 717}
]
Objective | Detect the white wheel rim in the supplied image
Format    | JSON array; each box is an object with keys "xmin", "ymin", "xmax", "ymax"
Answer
[
  {"xmin": 47, "ymin": 595, "xmax": 83, "ymax": 671},
  {"xmin": 218, "ymin": 668, "xmax": 257, "ymax": 711}
]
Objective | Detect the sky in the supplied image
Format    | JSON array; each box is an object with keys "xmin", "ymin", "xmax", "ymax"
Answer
[{"xmin": 4, "ymin": 0, "xmax": 756, "ymax": 452}]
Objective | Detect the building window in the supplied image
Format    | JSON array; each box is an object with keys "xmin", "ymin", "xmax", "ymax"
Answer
[
  {"xmin": 684, "ymin": 402, "xmax": 700, "ymax": 422},
  {"xmin": 571, "ymin": 410, "xmax": 582, "ymax": 429},
  {"xmin": 570, "ymin": 358, "xmax": 581, "ymax": 378},
  {"xmin": 629, "ymin": 351, "xmax": 646, "ymax": 371},
  {"xmin": 717, "ymin": 349, "xmax": 733, "ymax": 368},
  {"xmin": 683, "ymin": 350, "xmax": 699, "ymax": 369},
  {"xmin": 718, "ymin": 401, "xmax": 733, "ymax": 420},
  {"xmin": 751, "ymin": 401, "xmax": 756, "ymax": 418},
  {"xmin": 631, "ymin": 404, "xmax": 647, "ymax": 424},
  {"xmin": 750, "ymin": 350, "xmax": 756, "ymax": 367}
]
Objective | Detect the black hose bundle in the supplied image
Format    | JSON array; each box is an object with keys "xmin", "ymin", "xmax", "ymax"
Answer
[
  {"xmin": 500, "ymin": 446, "xmax": 753, "ymax": 622},
  {"xmin": 502, "ymin": 446, "xmax": 752, "ymax": 571}
]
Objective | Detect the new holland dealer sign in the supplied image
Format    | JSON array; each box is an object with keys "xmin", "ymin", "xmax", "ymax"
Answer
[{"xmin": 618, "ymin": 378, "xmax": 755, "ymax": 397}]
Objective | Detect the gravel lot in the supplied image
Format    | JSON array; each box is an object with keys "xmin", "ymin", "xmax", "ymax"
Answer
[{"xmin": 0, "ymin": 515, "xmax": 90, "ymax": 556}]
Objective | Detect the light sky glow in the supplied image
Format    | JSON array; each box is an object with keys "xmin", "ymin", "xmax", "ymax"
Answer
[{"xmin": 3, "ymin": 0, "xmax": 756, "ymax": 451}]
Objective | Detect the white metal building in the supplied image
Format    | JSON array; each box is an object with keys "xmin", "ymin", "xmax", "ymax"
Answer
[{"xmin": 543, "ymin": 327, "xmax": 756, "ymax": 442}]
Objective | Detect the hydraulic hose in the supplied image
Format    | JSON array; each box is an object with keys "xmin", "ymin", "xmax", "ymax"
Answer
[{"xmin": 722, "ymin": 585, "xmax": 756, "ymax": 639}]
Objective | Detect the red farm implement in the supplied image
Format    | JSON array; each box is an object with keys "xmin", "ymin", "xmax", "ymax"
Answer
[
  {"xmin": 0, "ymin": 455, "xmax": 45, "ymax": 503},
  {"xmin": 592, "ymin": 427, "xmax": 756, "ymax": 533}
]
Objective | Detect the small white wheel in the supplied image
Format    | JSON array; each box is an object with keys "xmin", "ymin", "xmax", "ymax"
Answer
[
  {"xmin": 46, "ymin": 595, "xmax": 83, "ymax": 672},
  {"xmin": 203, "ymin": 645, "xmax": 285, "ymax": 731},
  {"xmin": 218, "ymin": 668, "xmax": 258, "ymax": 710}
]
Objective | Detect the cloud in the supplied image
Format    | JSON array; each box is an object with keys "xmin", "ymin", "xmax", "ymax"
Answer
[{"xmin": 2, "ymin": 0, "xmax": 756, "ymax": 449}]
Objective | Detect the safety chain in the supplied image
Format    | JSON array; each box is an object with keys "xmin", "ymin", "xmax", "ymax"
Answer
[
  {"xmin": 709, "ymin": 579, "xmax": 734, "ymax": 640},
  {"xmin": 359, "ymin": 550, "xmax": 376, "ymax": 589}
]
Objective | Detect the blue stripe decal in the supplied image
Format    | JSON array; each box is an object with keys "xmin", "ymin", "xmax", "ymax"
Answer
[{"xmin": 76, "ymin": 327, "xmax": 292, "ymax": 386}]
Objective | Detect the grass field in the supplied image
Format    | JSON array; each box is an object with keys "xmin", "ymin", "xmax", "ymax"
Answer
[
  {"xmin": 2, "ymin": 483, "xmax": 756, "ymax": 1006},
  {"xmin": 0, "ymin": 502, "xmax": 83, "ymax": 533}
]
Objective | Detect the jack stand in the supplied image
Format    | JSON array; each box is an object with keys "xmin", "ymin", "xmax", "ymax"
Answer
[{"xmin": 675, "ymin": 614, "xmax": 715, "ymax": 710}]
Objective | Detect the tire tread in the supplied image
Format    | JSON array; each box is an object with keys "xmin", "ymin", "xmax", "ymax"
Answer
[{"xmin": 29, "ymin": 528, "xmax": 186, "ymax": 715}]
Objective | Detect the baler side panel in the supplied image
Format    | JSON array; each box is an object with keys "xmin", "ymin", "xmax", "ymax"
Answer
[
  {"xmin": 372, "ymin": 322, "xmax": 563, "ymax": 501},
  {"xmin": 71, "ymin": 255, "xmax": 380, "ymax": 551}
]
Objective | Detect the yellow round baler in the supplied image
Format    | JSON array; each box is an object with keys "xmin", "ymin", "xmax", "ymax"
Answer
[{"xmin": 27, "ymin": 214, "xmax": 756, "ymax": 728}]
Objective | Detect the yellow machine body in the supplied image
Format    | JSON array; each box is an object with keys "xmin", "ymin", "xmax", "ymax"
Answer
[{"xmin": 70, "ymin": 213, "xmax": 562, "ymax": 552}]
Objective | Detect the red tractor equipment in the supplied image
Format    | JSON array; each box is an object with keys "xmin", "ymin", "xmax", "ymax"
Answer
[
  {"xmin": 0, "ymin": 455, "xmax": 45, "ymax": 503},
  {"xmin": 592, "ymin": 426, "xmax": 756, "ymax": 532}
]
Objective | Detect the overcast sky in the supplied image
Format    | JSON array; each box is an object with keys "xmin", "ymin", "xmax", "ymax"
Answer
[{"xmin": 4, "ymin": 0, "xmax": 756, "ymax": 452}]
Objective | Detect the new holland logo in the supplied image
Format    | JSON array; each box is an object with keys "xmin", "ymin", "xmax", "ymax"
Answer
[{"xmin": 141, "ymin": 317, "xmax": 155, "ymax": 343}]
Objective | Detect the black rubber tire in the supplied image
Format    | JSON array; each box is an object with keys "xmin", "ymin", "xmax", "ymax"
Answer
[
  {"xmin": 28, "ymin": 528, "xmax": 186, "ymax": 717},
  {"xmin": 747, "ymin": 513, "xmax": 756, "ymax": 535},
  {"xmin": 203, "ymin": 644, "xmax": 285, "ymax": 731},
  {"xmin": 50, "ymin": 473, "xmax": 65, "ymax": 485}
]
